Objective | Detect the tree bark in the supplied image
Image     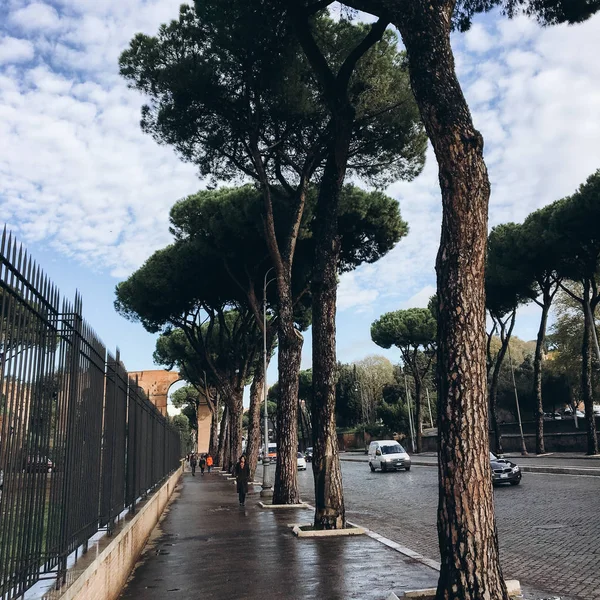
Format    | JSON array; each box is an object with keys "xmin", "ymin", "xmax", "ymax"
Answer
[
  {"xmin": 247, "ymin": 357, "xmax": 267, "ymax": 480},
  {"xmin": 533, "ymin": 297, "xmax": 550, "ymax": 455},
  {"xmin": 273, "ymin": 304, "xmax": 302, "ymax": 504},
  {"xmin": 288, "ymin": 7, "xmax": 390, "ymax": 530},
  {"xmin": 217, "ymin": 405, "xmax": 228, "ymax": 468},
  {"xmin": 389, "ymin": 4, "xmax": 508, "ymax": 598},
  {"xmin": 581, "ymin": 282, "xmax": 599, "ymax": 455},
  {"xmin": 208, "ymin": 404, "xmax": 219, "ymax": 459},
  {"xmin": 229, "ymin": 394, "xmax": 244, "ymax": 470},
  {"xmin": 311, "ymin": 125, "xmax": 352, "ymax": 529}
]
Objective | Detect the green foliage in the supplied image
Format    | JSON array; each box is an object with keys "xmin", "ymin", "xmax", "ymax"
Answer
[
  {"xmin": 115, "ymin": 183, "xmax": 407, "ymax": 339},
  {"xmin": 371, "ymin": 308, "xmax": 437, "ymax": 354},
  {"xmin": 485, "ymin": 223, "xmax": 535, "ymax": 318},
  {"xmin": 153, "ymin": 312, "xmax": 259, "ymax": 388},
  {"xmin": 119, "ymin": 3, "xmax": 426, "ymax": 188},
  {"xmin": 170, "ymin": 385, "xmax": 202, "ymax": 430},
  {"xmin": 520, "ymin": 201, "xmax": 565, "ymax": 291},
  {"xmin": 170, "ymin": 385, "xmax": 201, "ymax": 410},
  {"xmin": 114, "ymin": 240, "xmax": 232, "ymax": 334},
  {"xmin": 376, "ymin": 400, "xmax": 409, "ymax": 437},
  {"xmin": 172, "ymin": 413, "xmax": 194, "ymax": 454},
  {"xmin": 547, "ymin": 288, "xmax": 600, "ymax": 402},
  {"xmin": 335, "ymin": 363, "xmax": 362, "ymax": 427},
  {"xmin": 552, "ymin": 170, "xmax": 600, "ymax": 285}
]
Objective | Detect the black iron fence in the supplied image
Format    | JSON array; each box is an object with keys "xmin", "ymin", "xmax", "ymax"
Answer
[{"xmin": 0, "ymin": 229, "xmax": 183, "ymax": 599}]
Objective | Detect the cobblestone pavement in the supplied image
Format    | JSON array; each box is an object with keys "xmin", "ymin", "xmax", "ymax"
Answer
[
  {"xmin": 341, "ymin": 452, "xmax": 600, "ymax": 470},
  {"xmin": 296, "ymin": 462, "xmax": 600, "ymax": 600}
]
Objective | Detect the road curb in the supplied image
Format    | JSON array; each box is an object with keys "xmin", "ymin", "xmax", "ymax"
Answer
[
  {"xmin": 339, "ymin": 455, "xmax": 600, "ymax": 477},
  {"xmin": 519, "ymin": 465, "xmax": 600, "ymax": 477}
]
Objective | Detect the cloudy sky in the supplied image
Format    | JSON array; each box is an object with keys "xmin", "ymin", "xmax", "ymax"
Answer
[{"xmin": 1, "ymin": 1, "xmax": 599, "ymax": 385}]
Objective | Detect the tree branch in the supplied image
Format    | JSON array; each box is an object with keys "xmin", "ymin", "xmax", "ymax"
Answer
[{"xmin": 338, "ymin": 18, "xmax": 389, "ymax": 90}]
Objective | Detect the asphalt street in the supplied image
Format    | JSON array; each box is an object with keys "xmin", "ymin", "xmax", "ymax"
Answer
[{"xmin": 293, "ymin": 460, "xmax": 600, "ymax": 600}]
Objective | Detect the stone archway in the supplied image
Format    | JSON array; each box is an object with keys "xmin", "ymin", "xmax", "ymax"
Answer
[{"xmin": 129, "ymin": 370, "xmax": 212, "ymax": 453}]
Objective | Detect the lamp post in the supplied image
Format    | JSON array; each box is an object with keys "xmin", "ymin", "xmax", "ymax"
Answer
[{"xmin": 260, "ymin": 268, "xmax": 275, "ymax": 499}]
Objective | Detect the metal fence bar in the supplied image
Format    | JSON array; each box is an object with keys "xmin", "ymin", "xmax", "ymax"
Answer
[{"xmin": 0, "ymin": 229, "xmax": 183, "ymax": 600}]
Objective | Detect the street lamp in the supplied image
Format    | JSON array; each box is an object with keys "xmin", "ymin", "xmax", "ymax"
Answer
[{"xmin": 260, "ymin": 267, "xmax": 276, "ymax": 499}]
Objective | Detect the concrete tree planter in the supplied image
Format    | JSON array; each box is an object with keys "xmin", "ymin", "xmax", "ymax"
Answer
[
  {"xmin": 290, "ymin": 522, "xmax": 366, "ymax": 537},
  {"xmin": 386, "ymin": 580, "xmax": 522, "ymax": 599},
  {"xmin": 258, "ymin": 501, "xmax": 311, "ymax": 509}
]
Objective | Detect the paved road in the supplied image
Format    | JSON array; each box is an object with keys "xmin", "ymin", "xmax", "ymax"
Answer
[{"xmin": 295, "ymin": 462, "xmax": 600, "ymax": 600}]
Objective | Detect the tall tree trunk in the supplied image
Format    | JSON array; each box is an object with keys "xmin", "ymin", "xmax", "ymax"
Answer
[
  {"xmin": 390, "ymin": 4, "xmax": 508, "ymax": 598},
  {"xmin": 208, "ymin": 407, "xmax": 218, "ymax": 459},
  {"xmin": 414, "ymin": 374, "xmax": 423, "ymax": 453},
  {"xmin": 289, "ymin": 9, "xmax": 388, "ymax": 530},
  {"xmin": 533, "ymin": 298, "xmax": 550, "ymax": 454},
  {"xmin": 247, "ymin": 359, "xmax": 266, "ymax": 480},
  {"xmin": 581, "ymin": 284, "xmax": 599, "ymax": 455},
  {"xmin": 311, "ymin": 114, "xmax": 353, "ymax": 528},
  {"xmin": 273, "ymin": 304, "xmax": 302, "ymax": 504},
  {"xmin": 229, "ymin": 393, "xmax": 244, "ymax": 471},
  {"xmin": 488, "ymin": 312, "xmax": 515, "ymax": 455},
  {"xmin": 217, "ymin": 405, "xmax": 228, "ymax": 469}
]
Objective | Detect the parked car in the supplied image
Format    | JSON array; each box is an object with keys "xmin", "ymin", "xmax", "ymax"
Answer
[
  {"xmin": 304, "ymin": 447, "xmax": 313, "ymax": 462},
  {"xmin": 368, "ymin": 440, "xmax": 411, "ymax": 472},
  {"xmin": 297, "ymin": 452, "xmax": 307, "ymax": 471},
  {"xmin": 490, "ymin": 452, "xmax": 521, "ymax": 486},
  {"xmin": 563, "ymin": 406, "xmax": 585, "ymax": 418},
  {"xmin": 543, "ymin": 412, "xmax": 562, "ymax": 421},
  {"xmin": 267, "ymin": 443, "xmax": 277, "ymax": 462},
  {"xmin": 25, "ymin": 456, "xmax": 53, "ymax": 473}
]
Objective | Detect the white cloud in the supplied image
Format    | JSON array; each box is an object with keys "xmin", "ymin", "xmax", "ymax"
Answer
[
  {"xmin": 338, "ymin": 272, "xmax": 379, "ymax": 311},
  {"xmin": 9, "ymin": 3, "xmax": 62, "ymax": 32},
  {"xmin": 0, "ymin": 3, "xmax": 599, "ymax": 356},
  {"xmin": 335, "ymin": 11, "xmax": 600, "ymax": 345},
  {"xmin": 0, "ymin": 36, "xmax": 34, "ymax": 64},
  {"xmin": 401, "ymin": 285, "xmax": 436, "ymax": 309},
  {"xmin": 464, "ymin": 23, "xmax": 495, "ymax": 53}
]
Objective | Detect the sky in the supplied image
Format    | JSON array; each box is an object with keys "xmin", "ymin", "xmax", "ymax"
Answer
[{"xmin": 1, "ymin": 1, "xmax": 600, "ymax": 395}]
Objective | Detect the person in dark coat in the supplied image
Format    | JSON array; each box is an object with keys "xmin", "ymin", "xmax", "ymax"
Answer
[
  {"xmin": 234, "ymin": 455, "xmax": 250, "ymax": 506},
  {"xmin": 190, "ymin": 453, "xmax": 197, "ymax": 476},
  {"xmin": 199, "ymin": 454, "xmax": 207, "ymax": 475}
]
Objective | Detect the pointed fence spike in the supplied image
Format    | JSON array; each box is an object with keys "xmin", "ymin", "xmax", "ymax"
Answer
[{"xmin": 1, "ymin": 225, "xmax": 7, "ymax": 255}]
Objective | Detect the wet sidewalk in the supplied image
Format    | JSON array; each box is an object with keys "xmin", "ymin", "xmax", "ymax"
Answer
[{"xmin": 120, "ymin": 469, "xmax": 439, "ymax": 600}]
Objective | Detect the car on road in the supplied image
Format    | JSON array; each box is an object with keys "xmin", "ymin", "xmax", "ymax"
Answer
[
  {"xmin": 304, "ymin": 447, "xmax": 313, "ymax": 462},
  {"xmin": 267, "ymin": 443, "xmax": 277, "ymax": 462},
  {"xmin": 490, "ymin": 452, "xmax": 521, "ymax": 486},
  {"xmin": 368, "ymin": 440, "xmax": 411, "ymax": 472},
  {"xmin": 297, "ymin": 452, "xmax": 307, "ymax": 470}
]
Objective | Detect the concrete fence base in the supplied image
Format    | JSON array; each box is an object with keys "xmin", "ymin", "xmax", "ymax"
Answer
[{"xmin": 44, "ymin": 463, "xmax": 183, "ymax": 600}]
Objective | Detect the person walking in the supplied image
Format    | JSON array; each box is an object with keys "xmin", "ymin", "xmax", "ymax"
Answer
[
  {"xmin": 234, "ymin": 455, "xmax": 250, "ymax": 506},
  {"xmin": 199, "ymin": 454, "xmax": 206, "ymax": 475},
  {"xmin": 206, "ymin": 454, "xmax": 213, "ymax": 473},
  {"xmin": 190, "ymin": 453, "xmax": 197, "ymax": 476}
]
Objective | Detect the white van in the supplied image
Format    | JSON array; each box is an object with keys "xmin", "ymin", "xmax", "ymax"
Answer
[{"xmin": 368, "ymin": 440, "xmax": 411, "ymax": 472}]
